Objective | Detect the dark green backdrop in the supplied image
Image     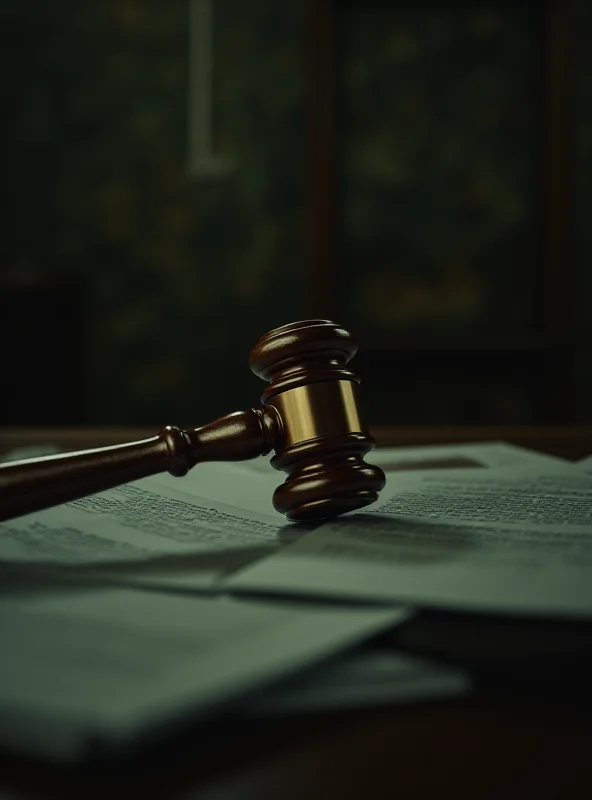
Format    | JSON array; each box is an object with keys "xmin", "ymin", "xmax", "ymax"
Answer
[{"xmin": 1, "ymin": 0, "xmax": 590, "ymax": 425}]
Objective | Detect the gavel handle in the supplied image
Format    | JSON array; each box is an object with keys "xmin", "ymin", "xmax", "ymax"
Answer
[{"xmin": 0, "ymin": 410, "xmax": 278, "ymax": 523}]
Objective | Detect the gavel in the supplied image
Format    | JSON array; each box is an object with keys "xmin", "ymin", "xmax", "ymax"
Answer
[{"xmin": 0, "ymin": 320, "xmax": 386, "ymax": 523}]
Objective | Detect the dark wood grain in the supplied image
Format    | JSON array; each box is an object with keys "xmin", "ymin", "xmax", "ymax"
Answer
[{"xmin": 0, "ymin": 696, "xmax": 590, "ymax": 799}]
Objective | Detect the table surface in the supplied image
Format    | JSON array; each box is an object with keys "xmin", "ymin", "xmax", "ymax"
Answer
[{"xmin": 1, "ymin": 426, "xmax": 591, "ymax": 799}]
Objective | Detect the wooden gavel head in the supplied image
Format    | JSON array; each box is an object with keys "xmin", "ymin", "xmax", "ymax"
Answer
[
  {"xmin": 0, "ymin": 320, "xmax": 385, "ymax": 523},
  {"xmin": 247, "ymin": 320, "xmax": 385, "ymax": 521}
]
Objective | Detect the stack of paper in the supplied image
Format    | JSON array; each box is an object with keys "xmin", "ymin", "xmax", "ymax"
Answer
[
  {"xmin": 0, "ymin": 588, "xmax": 410, "ymax": 761},
  {"xmin": 1, "ymin": 439, "xmax": 590, "ymax": 763},
  {"xmin": 229, "ymin": 458, "xmax": 592, "ymax": 618}
]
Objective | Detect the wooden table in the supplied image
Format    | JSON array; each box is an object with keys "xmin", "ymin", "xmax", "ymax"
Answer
[{"xmin": 1, "ymin": 426, "xmax": 591, "ymax": 799}]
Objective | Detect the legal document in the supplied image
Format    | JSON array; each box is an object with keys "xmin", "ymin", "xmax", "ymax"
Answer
[
  {"xmin": 0, "ymin": 587, "xmax": 408, "ymax": 761},
  {"xmin": 0, "ymin": 463, "xmax": 290, "ymax": 592},
  {"xmin": 0, "ymin": 440, "xmax": 563, "ymax": 756},
  {"xmin": 229, "ymin": 466, "xmax": 592, "ymax": 618},
  {"xmin": 0, "ymin": 442, "xmax": 566, "ymax": 593}
]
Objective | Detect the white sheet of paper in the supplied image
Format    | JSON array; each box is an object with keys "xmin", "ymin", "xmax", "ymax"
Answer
[
  {"xmin": 0, "ymin": 464, "xmax": 293, "ymax": 592},
  {"xmin": 0, "ymin": 587, "xmax": 408, "ymax": 761},
  {"xmin": 368, "ymin": 462, "xmax": 582, "ymax": 522},
  {"xmin": 229, "ymin": 467, "xmax": 592, "ymax": 618}
]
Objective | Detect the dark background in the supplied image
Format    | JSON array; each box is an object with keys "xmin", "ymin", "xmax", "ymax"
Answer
[{"xmin": 0, "ymin": 0, "xmax": 589, "ymax": 428}]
